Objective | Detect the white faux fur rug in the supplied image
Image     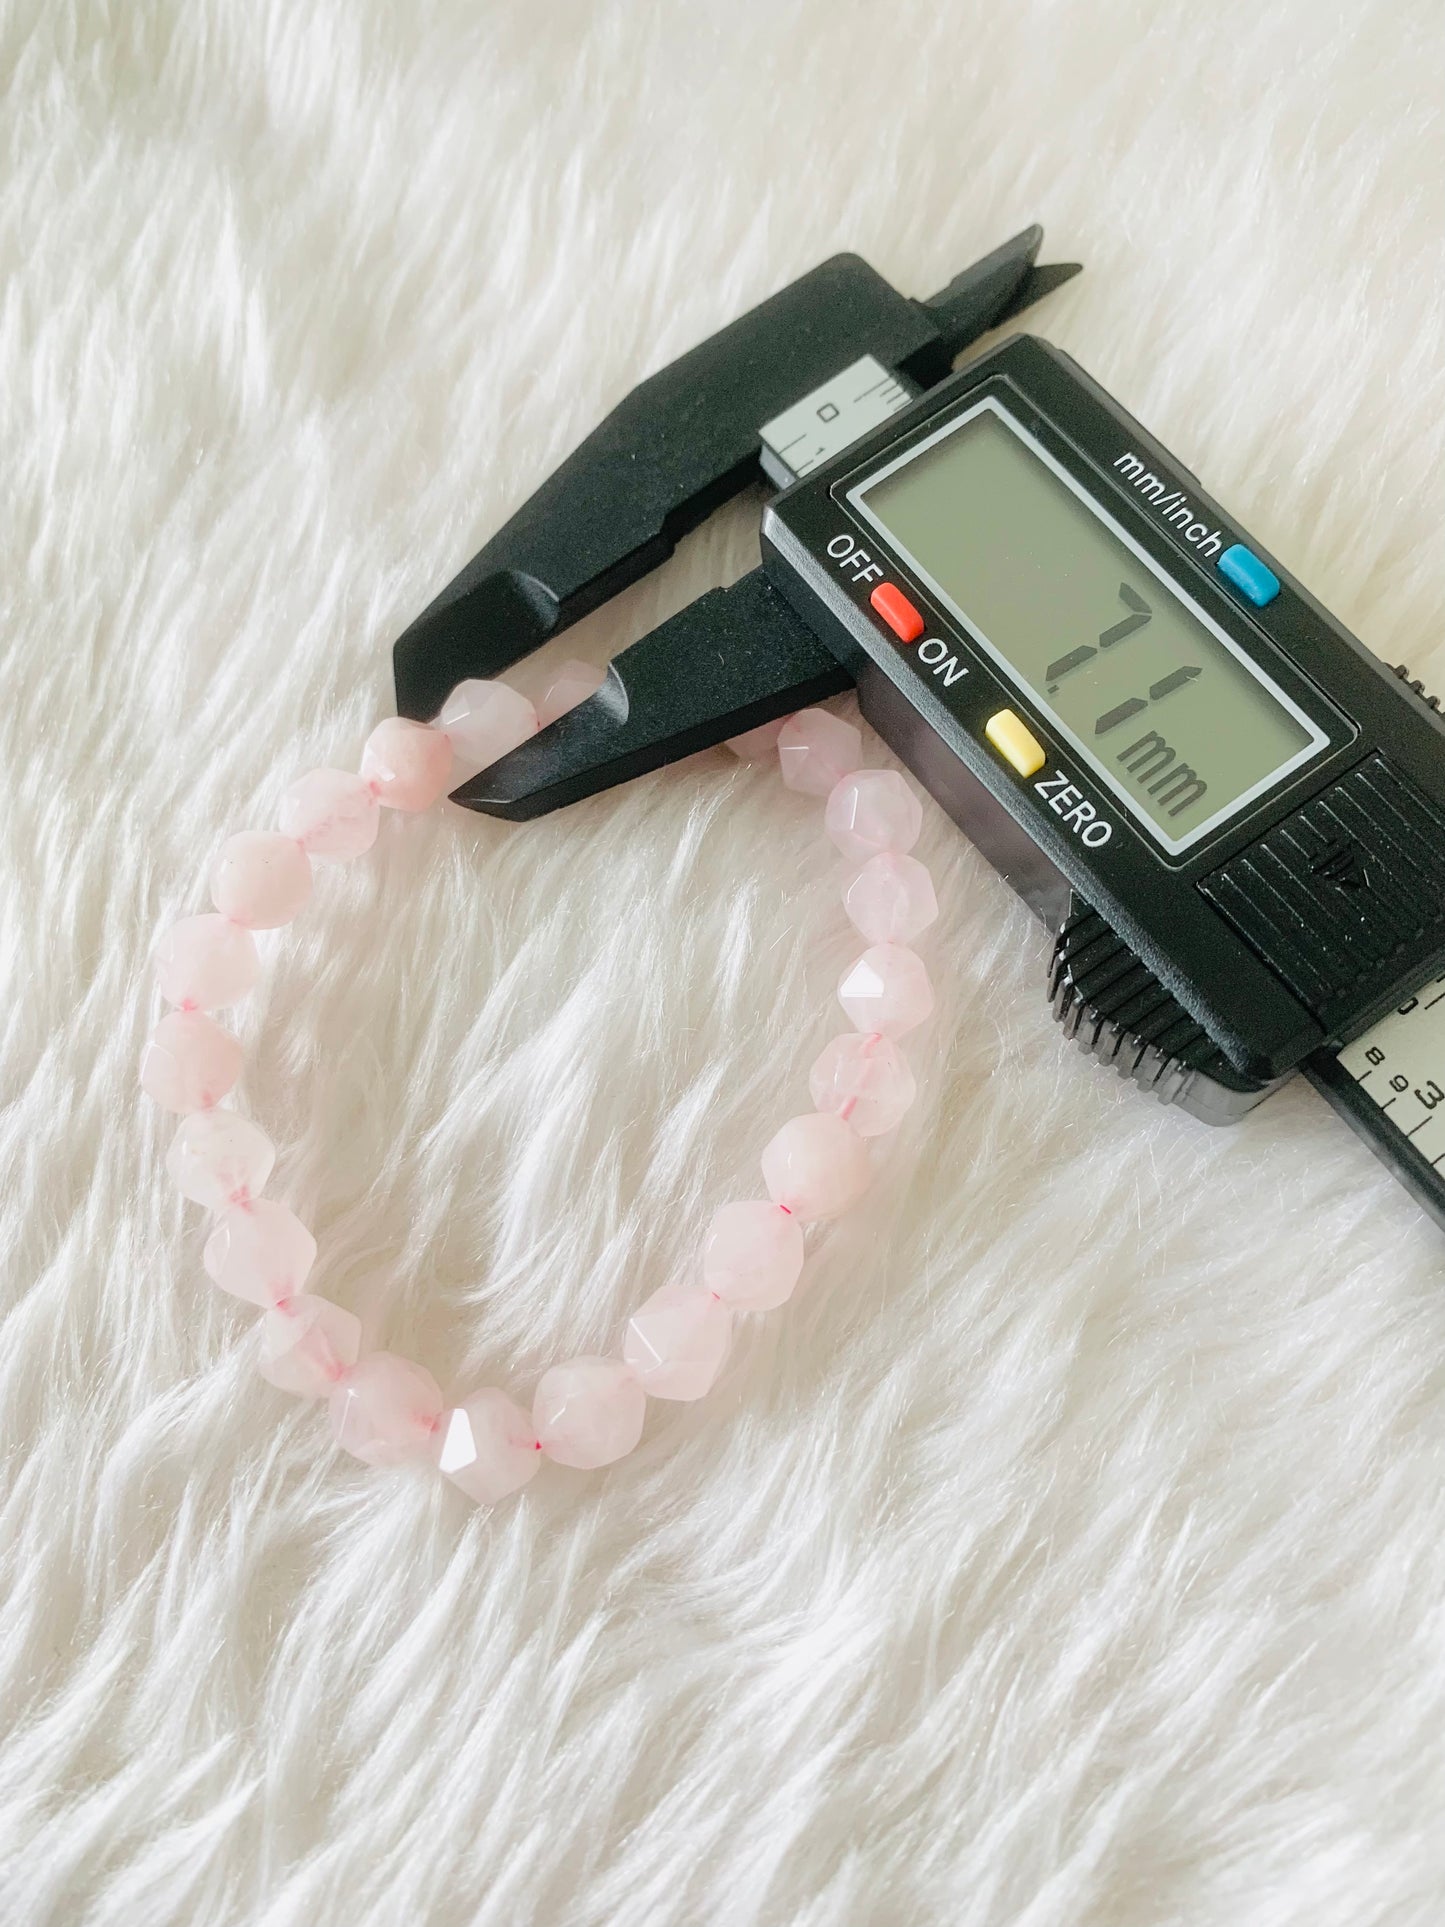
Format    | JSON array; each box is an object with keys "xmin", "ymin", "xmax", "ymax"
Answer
[{"xmin": 8, "ymin": 3, "xmax": 1445, "ymax": 1922}]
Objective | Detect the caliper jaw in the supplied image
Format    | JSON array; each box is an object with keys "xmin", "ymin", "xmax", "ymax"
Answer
[
  {"xmin": 392, "ymin": 228, "xmax": 1080, "ymax": 769},
  {"xmin": 452, "ymin": 570, "xmax": 848, "ymax": 820}
]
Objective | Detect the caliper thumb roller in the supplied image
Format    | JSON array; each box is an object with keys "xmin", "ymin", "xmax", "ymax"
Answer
[{"xmin": 393, "ymin": 228, "xmax": 1445, "ymax": 1236}]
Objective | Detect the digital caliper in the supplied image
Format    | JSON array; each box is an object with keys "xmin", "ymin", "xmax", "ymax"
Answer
[{"xmin": 392, "ymin": 229, "xmax": 1445, "ymax": 1232}]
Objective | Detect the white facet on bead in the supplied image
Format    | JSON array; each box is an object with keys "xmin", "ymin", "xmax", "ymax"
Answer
[
  {"xmin": 843, "ymin": 852, "xmax": 939, "ymax": 945},
  {"xmin": 155, "ymin": 915, "xmax": 261, "ymax": 1010},
  {"xmin": 777, "ymin": 709, "xmax": 863, "ymax": 798},
  {"xmin": 534, "ymin": 1357, "xmax": 646, "ymax": 1469},
  {"xmin": 279, "ymin": 768, "xmax": 381, "ymax": 860},
  {"xmin": 167, "ymin": 1110, "xmax": 275, "ymax": 1210},
  {"xmin": 436, "ymin": 1390, "xmax": 542, "ymax": 1503},
  {"xmin": 824, "ymin": 769, "xmax": 923, "ymax": 863},
  {"xmin": 809, "ymin": 1031, "xmax": 917, "ymax": 1137},
  {"xmin": 139, "ymin": 1011, "xmax": 243, "ymax": 1113},
  {"xmin": 536, "ymin": 661, "xmax": 606, "ymax": 729},
  {"xmin": 702, "ymin": 1201, "xmax": 805, "ymax": 1310},
  {"xmin": 759, "ymin": 1112, "xmax": 872, "ymax": 1222},
  {"xmin": 437, "ymin": 681, "xmax": 539, "ymax": 781},
  {"xmin": 203, "ymin": 1199, "xmax": 317, "ymax": 1307},
  {"xmin": 259, "ymin": 1294, "xmax": 362, "ymax": 1399},
  {"xmin": 330, "ymin": 1353, "xmax": 444, "ymax": 1465},
  {"xmin": 360, "ymin": 718, "xmax": 454, "ymax": 812},
  {"xmin": 623, "ymin": 1284, "xmax": 732, "ymax": 1401},
  {"xmin": 210, "ymin": 831, "xmax": 313, "ymax": 929},
  {"xmin": 837, "ymin": 943, "xmax": 934, "ymax": 1038}
]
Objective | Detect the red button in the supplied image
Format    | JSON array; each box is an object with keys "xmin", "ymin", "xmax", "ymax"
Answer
[{"xmin": 869, "ymin": 582, "xmax": 924, "ymax": 643}]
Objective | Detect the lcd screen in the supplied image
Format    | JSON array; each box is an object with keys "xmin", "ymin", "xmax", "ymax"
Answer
[{"xmin": 848, "ymin": 401, "xmax": 1327, "ymax": 852}]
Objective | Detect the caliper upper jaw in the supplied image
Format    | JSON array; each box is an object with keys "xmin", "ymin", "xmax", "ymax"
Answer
[
  {"xmin": 392, "ymin": 229, "xmax": 1080, "ymax": 733},
  {"xmin": 913, "ymin": 228, "xmax": 1082, "ymax": 384}
]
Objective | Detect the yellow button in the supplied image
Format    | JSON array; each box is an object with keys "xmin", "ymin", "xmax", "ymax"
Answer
[{"xmin": 984, "ymin": 709, "xmax": 1046, "ymax": 778}]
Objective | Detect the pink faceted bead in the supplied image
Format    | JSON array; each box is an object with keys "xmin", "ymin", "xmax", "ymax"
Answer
[
  {"xmin": 139, "ymin": 1011, "xmax": 243, "ymax": 1113},
  {"xmin": 279, "ymin": 767, "xmax": 380, "ymax": 860},
  {"xmin": 330, "ymin": 1353, "xmax": 444, "ymax": 1466},
  {"xmin": 203, "ymin": 1199, "xmax": 316, "ymax": 1307},
  {"xmin": 838, "ymin": 944, "xmax": 935, "ymax": 1038},
  {"xmin": 436, "ymin": 1389, "xmax": 542, "ymax": 1504},
  {"xmin": 760, "ymin": 1112, "xmax": 871, "ymax": 1222},
  {"xmin": 436, "ymin": 680, "xmax": 538, "ymax": 780},
  {"xmin": 702, "ymin": 1200, "xmax": 805, "ymax": 1310},
  {"xmin": 843, "ymin": 852, "xmax": 939, "ymax": 945},
  {"xmin": 777, "ymin": 709, "xmax": 863, "ymax": 797},
  {"xmin": 809, "ymin": 1032, "xmax": 917, "ymax": 1137},
  {"xmin": 623, "ymin": 1283, "xmax": 732, "ymax": 1401},
  {"xmin": 726, "ymin": 717, "xmax": 787, "ymax": 763},
  {"xmin": 258, "ymin": 1293, "xmax": 362, "ymax": 1399},
  {"xmin": 825, "ymin": 769, "xmax": 923, "ymax": 863},
  {"xmin": 210, "ymin": 831, "xmax": 312, "ymax": 929},
  {"xmin": 155, "ymin": 914, "xmax": 260, "ymax": 1010},
  {"xmin": 534, "ymin": 1356, "xmax": 646, "ymax": 1469},
  {"xmin": 360, "ymin": 717, "xmax": 453, "ymax": 812},
  {"xmin": 166, "ymin": 1109, "xmax": 275, "ymax": 1209},
  {"xmin": 536, "ymin": 659, "xmax": 606, "ymax": 728}
]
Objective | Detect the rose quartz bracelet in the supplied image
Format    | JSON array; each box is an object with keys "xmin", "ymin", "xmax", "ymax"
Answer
[{"xmin": 141, "ymin": 672, "xmax": 938, "ymax": 1505}]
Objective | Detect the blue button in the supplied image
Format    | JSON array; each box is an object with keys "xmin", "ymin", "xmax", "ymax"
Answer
[{"xmin": 1218, "ymin": 543, "xmax": 1281, "ymax": 607}]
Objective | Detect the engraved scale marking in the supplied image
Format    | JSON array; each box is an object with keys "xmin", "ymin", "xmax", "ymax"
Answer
[
  {"xmin": 1338, "ymin": 978, "xmax": 1445, "ymax": 1166},
  {"xmin": 760, "ymin": 356, "xmax": 914, "ymax": 485}
]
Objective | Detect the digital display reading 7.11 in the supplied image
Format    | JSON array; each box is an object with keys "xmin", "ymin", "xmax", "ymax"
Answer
[{"xmin": 849, "ymin": 402, "xmax": 1326, "ymax": 852}]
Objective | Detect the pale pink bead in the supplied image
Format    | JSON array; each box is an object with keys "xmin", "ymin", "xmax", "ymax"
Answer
[
  {"xmin": 533, "ymin": 1357, "xmax": 646, "ymax": 1469},
  {"xmin": 436, "ymin": 1389, "xmax": 542, "ymax": 1504},
  {"xmin": 155, "ymin": 914, "xmax": 260, "ymax": 1010},
  {"xmin": 139, "ymin": 1011, "xmax": 243, "ymax": 1113},
  {"xmin": 203, "ymin": 1199, "xmax": 316, "ymax": 1307},
  {"xmin": 838, "ymin": 944, "xmax": 935, "ymax": 1038},
  {"xmin": 360, "ymin": 717, "xmax": 453, "ymax": 812},
  {"xmin": 258, "ymin": 1293, "xmax": 362, "ymax": 1399},
  {"xmin": 702, "ymin": 1200, "xmax": 805, "ymax": 1310},
  {"xmin": 726, "ymin": 717, "xmax": 787, "ymax": 763},
  {"xmin": 436, "ymin": 680, "xmax": 538, "ymax": 779},
  {"xmin": 279, "ymin": 767, "xmax": 380, "ymax": 860},
  {"xmin": 777, "ymin": 710, "xmax": 862, "ymax": 797},
  {"xmin": 536, "ymin": 659, "xmax": 606, "ymax": 728},
  {"xmin": 623, "ymin": 1283, "xmax": 732, "ymax": 1401},
  {"xmin": 843, "ymin": 852, "xmax": 939, "ymax": 945},
  {"xmin": 824, "ymin": 769, "xmax": 923, "ymax": 863},
  {"xmin": 330, "ymin": 1353, "xmax": 444, "ymax": 1465},
  {"xmin": 166, "ymin": 1110, "xmax": 275, "ymax": 1209},
  {"xmin": 760, "ymin": 1112, "xmax": 871, "ymax": 1222},
  {"xmin": 210, "ymin": 831, "xmax": 312, "ymax": 929},
  {"xmin": 809, "ymin": 1032, "xmax": 917, "ymax": 1137}
]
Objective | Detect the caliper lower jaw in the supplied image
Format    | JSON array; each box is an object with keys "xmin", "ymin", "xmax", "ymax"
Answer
[{"xmin": 1049, "ymin": 895, "xmax": 1283, "ymax": 1127}]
